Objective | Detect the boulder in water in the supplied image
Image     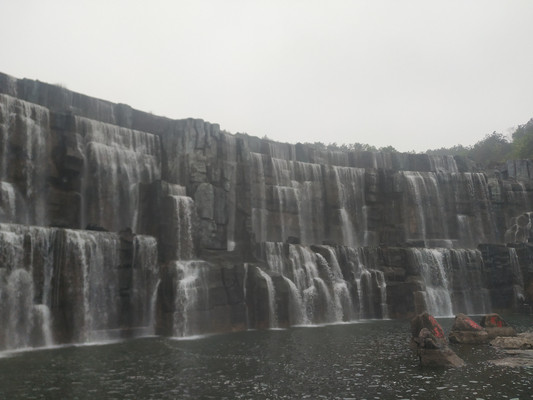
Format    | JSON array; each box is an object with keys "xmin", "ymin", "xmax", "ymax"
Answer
[
  {"xmin": 411, "ymin": 313, "xmax": 464, "ymax": 368},
  {"xmin": 489, "ymin": 332, "xmax": 533, "ymax": 367},
  {"xmin": 490, "ymin": 332, "xmax": 533, "ymax": 350},
  {"xmin": 448, "ymin": 313, "xmax": 489, "ymax": 344},
  {"xmin": 415, "ymin": 328, "xmax": 465, "ymax": 368},
  {"xmin": 479, "ymin": 313, "xmax": 517, "ymax": 339},
  {"xmin": 410, "ymin": 312, "xmax": 447, "ymax": 345}
]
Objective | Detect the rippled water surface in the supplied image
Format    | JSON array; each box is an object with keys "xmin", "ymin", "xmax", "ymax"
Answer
[{"xmin": 0, "ymin": 317, "xmax": 532, "ymax": 399}]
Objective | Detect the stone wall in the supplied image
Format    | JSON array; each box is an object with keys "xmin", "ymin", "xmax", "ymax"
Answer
[{"xmin": 1, "ymin": 71, "xmax": 533, "ymax": 350}]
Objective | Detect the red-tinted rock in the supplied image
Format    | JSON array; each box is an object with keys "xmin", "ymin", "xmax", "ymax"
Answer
[
  {"xmin": 480, "ymin": 313, "xmax": 517, "ymax": 339},
  {"xmin": 415, "ymin": 328, "xmax": 465, "ymax": 368},
  {"xmin": 449, "ymin": 313, "xmax": 489, "ymax": 344},
  {"xmin": 411, "ymin": 312, "xmax": 446, "ymax": 344}
]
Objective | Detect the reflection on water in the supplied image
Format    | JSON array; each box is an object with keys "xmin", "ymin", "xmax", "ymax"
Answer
[{"xmin": 0, "ymin": 317, "xmax": 531, "ymax": 399}]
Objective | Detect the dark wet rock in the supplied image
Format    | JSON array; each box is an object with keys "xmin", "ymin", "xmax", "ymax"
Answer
[
  {"xmin": 489, "ymin": 350, "xmax": 533, "ymax": 367},
  {"xmin": 410, "ymin": 313, "xmax": 465, "ymax": 368},
  {"xmin": 490, "ymin": 332, "xmax": 533, "ymax": 350},
  {"xmin": 489, "ymin": 332, "xmax": 533, "ymax": 367},
  {"xmin": 448, "ymin": 313, "xmax": 489, "ymax": 344},
  {"xmin": 479, "ymin": 313, "xmax": 517, "ymax": 339},
  {"xmin": 85, "ymin": 224, "xmax": 108, "ymax": 232},
  {"xmin": 410, "ymin": 312, "xmax": 447, "ymax": 345},
  {"xmin": 417, "ymin": 346, "xmax": 466, "ymax": 368},
  {"xmin": 414, "ymin": 328, "xmax": 465, "ymax": 368}
]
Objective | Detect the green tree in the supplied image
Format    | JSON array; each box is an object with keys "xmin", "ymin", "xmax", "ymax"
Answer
[
  {"xmin": 512, "ymin": 119, "xmax": 533, "ymax": 159},
  {"xmin": 378, "ymin": 145, "xmax": 398, "ymax": 153},
  {"xmin": 426, "ymin": 144, "xmax": 470, "ymax": 157},
  {"xmin": 468, "ymin": 132, "xmax": 512, "ymax": 167}
]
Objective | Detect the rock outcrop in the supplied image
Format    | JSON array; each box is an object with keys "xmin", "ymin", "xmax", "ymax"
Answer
[
  {"xmin": 410, "ymin": 313, "xmax": 465, "ymax": 368},
  {"xmin": 489, "ymin": 332, "xmax": 533, "ymax": 367},
  {"xmin": 1, "ymin": 71, "xmax": 533, "ymax": 351},
  {"xmin": 448, "ymin": 313, "xmax": 489, "ymax": 344},
  {"xmin": 479, "ymin": 313, "xmax": 517, "ymax": 339},
  {"xmin": 490, "ymin": 332, "xmax": 533, "ymax": 349}
]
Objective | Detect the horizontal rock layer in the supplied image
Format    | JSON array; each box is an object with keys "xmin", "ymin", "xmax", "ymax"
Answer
[{"xmin": 1, "ymin": 72, "xmax": 532, "ymax": 350}]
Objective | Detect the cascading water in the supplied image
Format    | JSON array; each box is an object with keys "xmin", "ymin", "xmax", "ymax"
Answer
[
  {"xmin": 375, "ymin": 271, "xmax": 389, "ymax": 319},
  {"xmin": 169, "ymin": 195, "xmax": 195, "ymax": 260},
  {"xmin": 402, "ymin": 171, "xmax": 448, "ymax": 243},
  {"xmin": 0, "ymin": 225, "xmax": 55, "ymax": 350},
  {"xmin": 0, "ymin": 223, "xmax": 162, "ymax": 351},
  {"xmin": 409, "ymin": 247, "xmax": 492, "ymax": 316},
  {"xmin": 261, "ymin": 243, "xmax": 387, "ymax": 326},
  {"xmin": 0, "ymin": 94, "xmax": 50, "ymax": 225},
  {"xmin": 59, "ymin": 229, "xmax": 160, "ymax": 342},
  {"xmin": 131, "ymin": 235, "xmax": 159, "ymax": 334},
  {"xmin": 172, "ymin": 260, "xmax": 209, "ymax": 337},
  {"xmin": 78, "ymin": 116, "xmax": 161, "ymax": 231},
  {"xmin": 256, "ymin": 268, "xmax": 278, "ymax": 329},
  {"xmin": 509, "ymin": 248, "xmax": 525, "ymax": 306},
  {"xmin": 61, "ymin": 230, "xmax": 121, "ymax": 342},
  {"xmin": 451, "ymin": 172, "xmax": 496, "ymax": 246},
  {"xmin": 250, "ymin": 154, "xmax": 324, "ymax": 244},
  {"xmin": 447, "ymin": 249, "xmax": 491, "ymax": 314},
  {"xmin": 332, "ymin": 246, "xmax": 388, "ymax": 319},
  {"xmin": 429, "ymin": 155, "xmax": 459, "ymax": 173},
  {"xmin": 250, "ymin": 153, "xmax": 269, "ymax": 243},
  {"xmin": 318, "ymin": 248, "xmax": 355, "ymax": 321},
  {"xmin": 332, "ymin": 166, "xmax": 367, "ymax": 247},
  {"xmin": 0, "ymin": 182, "xmax": 16, "ymax": 222},
  {"xmin": 409, "ymin": 248, "xmax": 453, "ymax": 317}
]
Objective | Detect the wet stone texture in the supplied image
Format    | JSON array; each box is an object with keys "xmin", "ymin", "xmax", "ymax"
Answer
[
  {"xmin": 1, "ymin": 72, "xmax": 533, "ymax": 351},
  {"xmin": 449, "ymin": 313, "xmax": 490, "ymax": 344}
]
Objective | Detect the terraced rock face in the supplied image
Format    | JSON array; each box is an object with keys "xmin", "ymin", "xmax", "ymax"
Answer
[{"xmin": 0, "ymin": 71, "xmax": 532, "ymax": 351}]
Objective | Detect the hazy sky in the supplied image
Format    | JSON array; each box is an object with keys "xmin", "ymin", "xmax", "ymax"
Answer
[{"xmin": 1, "ymin": 0, "xmax": 532, "ymax": 152}]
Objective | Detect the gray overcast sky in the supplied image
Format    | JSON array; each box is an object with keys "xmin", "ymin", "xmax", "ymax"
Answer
[{"xmin": 1, "ymin": 0, "xmax": 532, "ymax": 152}]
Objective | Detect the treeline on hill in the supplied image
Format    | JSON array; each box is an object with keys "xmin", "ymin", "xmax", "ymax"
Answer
[
  {"xmin": 309, "ymin": 118, "xmax": 533, "ymax": 168},
  {"xmin": 426, "ymin": 118, "xmax": 533, "ymax": 167}
]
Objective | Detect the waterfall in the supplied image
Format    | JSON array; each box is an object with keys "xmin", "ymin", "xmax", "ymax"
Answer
[
  {"xmin": 402, "ymin": 171, "xmax": 448, "ymax": 242},
  {"xmin": 250, "ymin": 154, "xmax": 324, "ymax": 244},
  {"xmin": 506, "ymin": 181, "xmax": 530, "ymax": 217},
  {"xmin": 429, "ymin": 155, "xmax": 458, "ymax": 173},
  {"xmin": 319, "ymin": 248, "xmax": 355, "ymax": 321},
  {"xmin": 0, "ymin": 182, "xmax": 16, "ymax": 222},
  {"xmin": 0, "ymin": 224, "xmax": 162, "ymax": 349},
  {"xmin": 409, "ymin": 248, "xmax": 453, "ymax": 317},
  {"xmin": 448, "ymin": 249, "xmax": 491, "ymax": 314},
  {"xmin": 0, "ymin": 94, "xmax": 50, "ymax": 225},
  {"xmin": 264, "ymin": 243, "xmax": 321, "ymax": 324},
  {"xmin": 62, "ymin": 230, "xmax": 121, "ymax": 342},
  {"xmin": 260, "ymin": 243, "xmax": 387, "ymax": 325},
  {"xmin": 58, "ymin": 229, "xmax": 161, "ymax": 342},
  {"xmin": 332, "ymin": 246, "xmax": 387, "ymax": 319},
  {"xmin": 218, "ymin": 133, "xmax": 238, "ymax": 251},
  {"xmin": 256, "ymin": 268, "xmax": 278, "ymax": 328},
  {"xmin": 409, "ymin": 247, "xmax": 492, "ymax": 316},
  {"xmin": 0, "ymin": 225, "xmax": 55, "ymax": 351},
  {"xmin": 457, "ymin": 214, "xmax": 476, "ymax": 248},
  {"xmin": 78, "ymin": 116, "xmax": 161, "ymax": 231},
  {"xmin": 332, "ymin": 166, "xmax": 367, "ymax": 247},
  {"xmin": 509, "ymin": 248, "xmax": 525, "ymax": 305},
  {"xmin": 251, "ymin": 153, "xmax": 268, "ymax": 243},
  {"xmin": 283, "ymin": 276, "xmax": 306, "ymax": 325},
  {"xmin": 243, "ymin": 263, "xmax": 251, "ymax": 329},
  {"xmin": 171, "ymin": 261, "xmax": 211, "ymax": 337},
  {"xmin": 375, "ymin": 270, "xmax": 389, "ymax": 319},
  {"xmin": 452, "ymin": 173, "xmax": 496, "ymax": 246},
  {"xmin": 131, "ymin": 235, "xmax": 159, "ymax": 334},
  {"xmin": 170, "ymin": 195, "xmax": 195, "ymax": 260}
]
